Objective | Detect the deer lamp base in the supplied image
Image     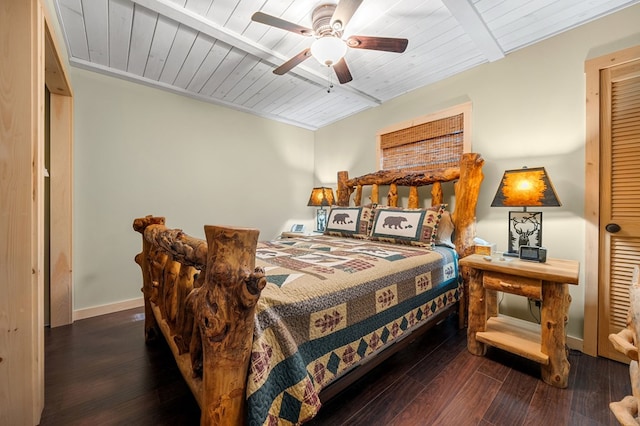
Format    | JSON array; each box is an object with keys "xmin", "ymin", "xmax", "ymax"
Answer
[{"xmin": 507, "ymin": 210, "xmax": 542, "ymax": 255}]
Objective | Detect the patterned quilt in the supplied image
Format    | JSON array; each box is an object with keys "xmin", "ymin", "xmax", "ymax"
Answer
[{"xmin": 246, "ymin": 235, "xmax": 460, "ymax": 425}]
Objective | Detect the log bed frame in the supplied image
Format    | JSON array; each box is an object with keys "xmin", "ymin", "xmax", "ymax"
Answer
[{"xmin": 133, "ymin": 152, "xmax": 484, "ymax": 425}]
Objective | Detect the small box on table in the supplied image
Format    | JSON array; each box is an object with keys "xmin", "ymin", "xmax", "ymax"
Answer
[{"xmin": 474, "ymin": 244, "xmax": 496, "ymax": 256}]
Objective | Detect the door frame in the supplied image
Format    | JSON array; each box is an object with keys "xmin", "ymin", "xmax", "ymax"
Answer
[
  {"xmin": 584, "ymin": 45, "xmax": 640, "ymax": 356},
  {"xmin": 46, "ymin": 17, "xmax": 74, "ymax": 327}
]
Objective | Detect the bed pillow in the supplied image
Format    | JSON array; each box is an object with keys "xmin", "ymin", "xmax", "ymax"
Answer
[
  {"xmin": 324, "ymin": 205, "xmax": 374, "ymax": 239},
  {"xmin": 369, "ymin": 204, "xmax": 446, "ymax": 248},
  {"xmin": 435, "ymin": 210, "xmax": 456, "ymax": 249}
]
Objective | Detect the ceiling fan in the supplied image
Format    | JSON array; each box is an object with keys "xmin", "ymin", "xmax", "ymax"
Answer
[{"xmin": 251, "ymin": 0, "xmax": 408, "ymax": 84}]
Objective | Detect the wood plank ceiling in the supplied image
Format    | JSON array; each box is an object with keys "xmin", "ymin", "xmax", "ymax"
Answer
[{"xmin": 54, "ymin": 0, "xmax": 640, "ymax": 130}]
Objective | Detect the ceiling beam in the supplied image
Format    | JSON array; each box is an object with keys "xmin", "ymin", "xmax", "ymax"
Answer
[
  {"xmin": 130, "ymin": 0, "xmax": 381, "ymax": 106},
  {"xmin": 441, "ymin": 0, "xmax": 504, "ymax": 62}
]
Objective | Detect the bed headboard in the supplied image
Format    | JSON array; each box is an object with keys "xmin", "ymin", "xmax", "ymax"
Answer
[{"xmin": 335, "ymin": 152, "xmax": 484, "ymax": 258}]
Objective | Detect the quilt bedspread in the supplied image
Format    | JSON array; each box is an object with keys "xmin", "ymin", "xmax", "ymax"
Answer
[{"xmin": 246, "ymin": 236, "xmax": 460, "ymax": 425}]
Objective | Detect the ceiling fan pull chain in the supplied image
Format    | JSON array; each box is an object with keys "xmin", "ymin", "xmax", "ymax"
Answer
[{"xmin": 327, "ymin": 67, "xmax": 334, "ymax": 93}]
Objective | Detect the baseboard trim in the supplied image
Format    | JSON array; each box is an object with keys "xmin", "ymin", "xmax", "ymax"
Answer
[
  {"xmin": 567, "ymin": 335, "xmax": 583, "ymax": 352},
  {"xmin": 73, "ymin": 297, "xmax": 144, "ymax": 321}
]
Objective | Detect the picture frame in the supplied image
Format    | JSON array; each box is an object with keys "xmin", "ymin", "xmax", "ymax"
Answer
[{"xmin": 508, "ymin": 211, "xmax": 542, "ymax": 254}]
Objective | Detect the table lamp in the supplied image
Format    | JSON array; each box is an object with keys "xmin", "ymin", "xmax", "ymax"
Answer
[
  {"xmin": 307, "ymin": 187, "xmax": 335, "ymax": 232},
  {"xmin": 491, "ymin": 166, "xmax": 561, "ymax": 256}
]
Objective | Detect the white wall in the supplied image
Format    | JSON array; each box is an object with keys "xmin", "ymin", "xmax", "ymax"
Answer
[
  {"xmin": 315, "ymin": 5, "xmax": 640, "ymax": 341},
  {"xmin": 71, "ymin": 68, "xmax": 315, "ymax": 312}
]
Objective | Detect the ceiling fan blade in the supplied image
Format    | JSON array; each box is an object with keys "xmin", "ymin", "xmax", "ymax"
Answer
[
  {"xmin": 273, "ymin": 48, "xmax": 312, "ymax": 75},
  {"xmin": 251, "ymin": 12, "xmax": 314, "ymax": 36},
  {"xmin": 333, "ymin": 58, "xmax": 353, "ymax": 84},
  {"xmin": 346, "ymin": 35, "xmax": 409, "ymax": 53},
  {"xmin": 330, "ymin": 0, "xmax": 364, "ymax": 32}
]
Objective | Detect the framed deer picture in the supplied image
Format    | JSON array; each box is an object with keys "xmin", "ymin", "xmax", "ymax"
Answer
[{"xmin": 508, "ymin": 211, "xmax": 542, "ymax": 254}]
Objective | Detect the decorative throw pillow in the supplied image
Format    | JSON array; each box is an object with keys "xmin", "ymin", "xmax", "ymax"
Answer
[
  {"xmin": 324, "ymin": 205, "xmax": 374, "ymax": 238},
  {"xmin": 369, "ymin": 204, "xmax": 446, "ymax": 248},
  {"xmin": 435, "ymin": 210, "xmax": 456, "ymax": 249}
]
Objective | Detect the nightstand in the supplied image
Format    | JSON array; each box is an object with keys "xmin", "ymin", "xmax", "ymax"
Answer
[{"xmin": 459, "ymin": 253, "xmax": 579, "ymax": 388}]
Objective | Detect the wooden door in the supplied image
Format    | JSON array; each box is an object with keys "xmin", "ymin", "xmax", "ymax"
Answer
[{"xmin": 597, "ymin": 58, "xmax": 640, "ymax": 361}]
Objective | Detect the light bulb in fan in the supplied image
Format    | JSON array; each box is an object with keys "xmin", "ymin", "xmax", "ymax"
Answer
[{"xmin": 311, "ymin": 36, "xmax": 347, "ymax": 66}]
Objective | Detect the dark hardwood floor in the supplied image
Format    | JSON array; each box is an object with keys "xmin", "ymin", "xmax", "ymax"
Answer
[{"xmin": 41, "ymin": 307, "xmax": 629, "ymax": 425}]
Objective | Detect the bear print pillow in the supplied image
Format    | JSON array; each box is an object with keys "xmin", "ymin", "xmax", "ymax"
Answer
[
  {"xmin": 369, "ymin": 205, "xmax": 446, "ymax": 248},
  {"xmin": 324, "ymin": 206, "xmax": 374, "ymax": 239}
]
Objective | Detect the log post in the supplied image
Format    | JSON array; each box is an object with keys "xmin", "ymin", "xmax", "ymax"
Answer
[
  {"xmin": 485, "ymin": 289, "xmax": 498, "ymax": 318},
  {"xmin": 190, "ymin": 225, "xmax": 266, "ymax": 426},
  {"xmin": 387, "ymin": 183, "xmax": 398, "ymax": 207},
  {"xmin": 408, "ymin": 186, "xmax": 419, "ymax": 209},
  {"xmin": 336, "ymin": 171, "xmax": 352, "ymax": 206},
  {"xmin": 148, "ymin": 246, "xmax": 167, "ymax": 307},
  {"xmin": 370, "ymin": 184, "xmax": 379, "ymax": 204},
  {"xmin": 133, "ymin": 215, "xmax": 166, "ymax": 343},
  {"xmin": 453, "ymin": 153, "xmax": 484, "ymax": 328},
  {"xmin": 540, "ymin": 281, "xmax": 571, "ymax": 388},
  {"xmin": 452, "ymin": 153, "xmax": 485, "ymax": 259},
  {"xmin": 466, "ymin": 267, "xmax": 487, "ymax": 356},
  {"xmin": 174, "ymin": 264, "xmax": 197, "ymax": 354},
  {"xmin": 431, "ymin": 182, "xmax": 443, "ymax": 206},
  {"xmin": 354, "ymin": 185, "xmax": 363, "ymax": 207},
  {"xmin": 161, "ymin": 257, "xmax": 181, "ymax": 326}
]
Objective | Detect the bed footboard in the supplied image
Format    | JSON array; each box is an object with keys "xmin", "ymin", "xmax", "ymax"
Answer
[{"xmin": 133, "ymin": 217, "xmax": 266, "ymax": 425}]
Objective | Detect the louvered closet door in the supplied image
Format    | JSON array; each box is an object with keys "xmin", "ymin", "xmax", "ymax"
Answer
[{"xmin": 598, "ymin": 59, "xmax": 640, "ymax": 362}]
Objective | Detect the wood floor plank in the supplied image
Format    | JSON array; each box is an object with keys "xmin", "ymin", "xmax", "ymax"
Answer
[
  {"xmin": 387, "ymin": 347, "xmax": 485, "ymax": 424},
  {"xmin": 570, "ymin": 350, "xmax": 624, "ymax": 425},
  {"xmin": 568, "ymin": 409, "xmax": 606, "ymax": 426},
  {"xmin": 430, "ymin": 370, "xmax": 502, "ymax": 425},
  {"xmin": 402, "ymin": 329, "xmax": 469, "ymax": 387},
  {"xmin": 522, "ymin": 380, "xmax": 573, "ymax": 425},
  {"xmin": 481, "ymin": 365, "xmax": 538, "ymax": 425},
  {"xmin": 40, "ymin": 308, "xmax": 632, "ymax": 425},
  {"xmin": 345, "ymin": 376, "xmax": 427, "ymax": 426}
]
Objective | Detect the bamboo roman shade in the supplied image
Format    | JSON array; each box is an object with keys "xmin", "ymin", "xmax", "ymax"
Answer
[{"xmin": 379, "ymin": 113, "xmax": 464, "ymax": 171}]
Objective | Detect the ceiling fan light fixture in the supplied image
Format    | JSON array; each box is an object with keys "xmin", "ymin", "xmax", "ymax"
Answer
[{"xmin": 311, "ymin": 36, "xmax": 347, "ymax": 66}]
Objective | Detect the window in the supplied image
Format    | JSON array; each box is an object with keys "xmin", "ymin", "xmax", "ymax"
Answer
[{"xmin": 377, "ymin": 102, "xmax": 471, "ymax": 171}]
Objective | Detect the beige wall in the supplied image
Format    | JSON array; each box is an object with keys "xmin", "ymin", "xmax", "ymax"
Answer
[
  {"xmin": 71, "ymin": 68, "xmax": 315, "ymax": 312},
  {"xmin": 315, "ymin": 5, "xmax": 640, "ymax": 342}
]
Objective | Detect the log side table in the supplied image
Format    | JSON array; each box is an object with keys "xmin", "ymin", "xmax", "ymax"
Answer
[{"xmin": 459, "ymin": 253, "xmax": 580, "ymax": 388}]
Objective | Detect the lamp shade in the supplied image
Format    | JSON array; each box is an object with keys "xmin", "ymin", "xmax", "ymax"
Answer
[
  {"xmin": 311, "ymin": 36, "xmax": 347, "ymax": 66},
  {"xmin": 491, "ymin": 167, "xmax": 561, "ymax": 207},
  {"xmin": 307, "ymin": 187, "xmax": 335, "ymax": 207}
]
